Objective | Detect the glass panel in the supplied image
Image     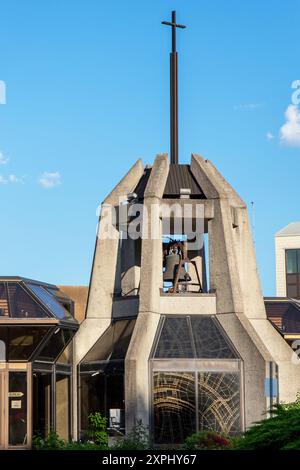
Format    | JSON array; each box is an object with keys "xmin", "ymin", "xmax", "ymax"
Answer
[
  {"xmin": 153, "ymin": 372, "xmax": 196, "ymax": 444},
  {"xmin": 106, "ymin": 375, "xmax": 124, "ymax": 430},
  {"xmin": 9, "ymin": 371, "xmax": 27, "ymax": 446},
  {"xmin": 286, "ymin": 250, "xmax": 298, "ymax": 274},
  {"xmin": 154, "ymin": 317, "xmax": 194, "ymax": 358},
  {"xmin": 37, "ymin": 329, "xmax": 74, "ymax": 362},
  {"xmin": 0, "ymin": 373, "xmax": 3, "ymax": 448},
  {"xmin": 83, "ymin": 320, "xmax": 135, "ymax": 363},
  {"xmin": 191, "ymin": 317, "xmax": 237, "ymax": 359},
  {"xmin": 27, "ymin": 284, "xmax": 71, "ymax": 319},
  {"xmin": 8, "ymin": 327, "xmax": 49, "ymax": 361},
  {"xmin": 57, "ymin": 341, "xmax": 73, "ymax": 365},
  {"xmin": 286, "ymin": 273, "xmax": 300, "ymax": 299},
  {"xmin": 7, "ymin": 283, "xmax": 49, "ymax": 318},
  {"xmin": 33, "ymin": 371, "xmax": 52, "ymax": 438},
  {"xmin": 80, "ymin": 373, "xmax": 106, "ymax": 437},
  {"xmin": 198, "ymin": 372, "xmax": 241, "ymax": 435},
  {"xmin": 0, "ymin": 328, "xmax": 7, "ymax": 362},
  {"xmin": 56, "ymin": 374, "xmax": 70, "ymax": 441},
  {"xmin": 287, "ymin": 282, "xmax": 299, "ymax": 299},
  {"xmin": 0, "ymin": 283, "xmax": 9, "ymax": 316}
]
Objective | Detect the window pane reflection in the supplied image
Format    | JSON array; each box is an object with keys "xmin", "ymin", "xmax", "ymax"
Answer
[
  {"xmin": 33, "ymin": 372, "xmax": 52, "ymax": 438},
  {"xmin": 56, "ymin": 374, "xmax": 70, "ymax": 441},
  {"xmin": 9, "ymin": 372, "xmax": 27, "ymax": 446},
  {"xmin": 198, "ymin": 372, "xmax": 241, "ymax": 435},
  {"xmin": 153, "ymin": 372, "xmax": 196, "ymax": 444}
]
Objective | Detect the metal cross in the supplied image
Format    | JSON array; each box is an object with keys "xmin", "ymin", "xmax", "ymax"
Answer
[
  {"xmin": 162, "ymin": 10, "xmax": 186, "ymax": 53},
  {"xmin": 162, "ymin": 11, "xmax": 186, "ymax": 165}
]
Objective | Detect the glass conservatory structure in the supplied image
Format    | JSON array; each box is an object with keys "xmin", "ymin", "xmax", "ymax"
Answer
[
  {"xmin": 79, "ymin": 314, "xmax": 243, "ymax": 444},
  {"xmin": 0, "ymin": 277, "xmax": 78, "ymax": 449}
]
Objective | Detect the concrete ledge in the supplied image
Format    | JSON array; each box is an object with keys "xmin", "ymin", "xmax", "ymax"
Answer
[{"xmin": 159, "ymin": 293, "xmax": 216, "ymax": 314}]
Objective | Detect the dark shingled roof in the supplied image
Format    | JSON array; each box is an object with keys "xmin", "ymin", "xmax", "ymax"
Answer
[
  {"xmin": 265, "ymin": 297, "xmax": 300, "ymax": 333},
  {"xmin": 134, "ymin": 164, "xmax": 206, "ymax": 200},
  {"xmin": 133, "ymin": 168, "xmax": 151, "ymax": 200},
  {"xmin": 164, "ymin": 164, "xmax": 206, "ymax": 199}
]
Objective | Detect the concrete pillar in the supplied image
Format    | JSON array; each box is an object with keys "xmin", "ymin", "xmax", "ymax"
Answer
[
  {"xmin": 125, "ymin": 154, "xmax": 169, "ymax": 430},
  {"xmin": 72, "ymin": 159, "xmax": 143, "ymax": 439}
]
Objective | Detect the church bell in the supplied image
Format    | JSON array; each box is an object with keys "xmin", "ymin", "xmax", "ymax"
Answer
[{"xmin": 163, "ymin": 253, "xmax": 191, "ymax": 283}]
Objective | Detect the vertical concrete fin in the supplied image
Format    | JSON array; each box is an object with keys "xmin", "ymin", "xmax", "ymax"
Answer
[
  {"xmin": 191, "ymin": 154, "xmax": 245, "ymax": 207},
  {"xmin": 104, "ymin": 159, "xmax": 144, "ymax": 205},
  {"xmin": 75, "ymin": 159, "xmax": 144, "ymax": 363},
  {"xmin": 190, "ymin": 154, "xmax": 220, "ymax": 199},
  {"xmin": 144, "ymin": 154, "xmax": 169, "ymax": 199}
]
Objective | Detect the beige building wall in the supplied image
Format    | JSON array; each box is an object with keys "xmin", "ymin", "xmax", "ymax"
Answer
[
  {"xmin": 275, "ymin": 223, "xmax": 300, "ymax": 297},
  {"xmin": 58, "ymin": 285, "xmax": 89, "ymax": 323}
]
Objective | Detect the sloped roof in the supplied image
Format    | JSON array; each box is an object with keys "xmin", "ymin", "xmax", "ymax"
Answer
[
  {"xmin": 133, "ymin": 164, "xmax": 206, "ymax": 200},
  {"xmin": 276, "ymin": 222, "xmax": 300, "ymax": 237},
  {"xmin": 265, "ymin": 297, "xmax": 300, "ymax": 333},
  {"xmin": 0, "ymin": 277, "xmax": 77, "ymax": 323}
]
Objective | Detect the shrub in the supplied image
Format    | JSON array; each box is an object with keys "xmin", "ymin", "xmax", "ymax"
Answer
[
  {"xmin": 111, "ymin": 420, "xmax": 151, "ymax": 450},
  {"xmin": 32, "ymin": 430, "xmax": 66, "ymax": 450},
  {"xmin": 184, "ymin": 430, "xmax": 232, "ymax": 450},
  {"xmin": 33, "ymin": 412, "xmax": 109, "ymax": 450},
  {"xmin": 87, "ymin": 412, "xmax": 108, "ymax": 447},
  {"xmin": 235, "ymin": 404, "xmax": 300, "ymax": 450}
]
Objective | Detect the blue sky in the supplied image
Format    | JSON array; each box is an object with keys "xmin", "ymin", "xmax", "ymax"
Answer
[{"xmin": 0, "ymin": 0, "xmax": 299, "ymax": 294}]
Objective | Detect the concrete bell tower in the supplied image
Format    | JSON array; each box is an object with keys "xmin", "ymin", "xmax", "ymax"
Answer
[
  {"xmin": 74, "ymin": 12, "xmax": 300, "ymax": 443},
  {"xmin": 75, "ymin": 153, "xmax": 300, "ymax": 443}
]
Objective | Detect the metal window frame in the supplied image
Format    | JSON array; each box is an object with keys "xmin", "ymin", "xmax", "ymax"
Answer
[
  {"xmin": 150, "ymin": 361, "xmax": 244, "ymax": 443},
  {"xmin": 149, "ymin": 314, "xmax": 245, "ymax": 443}
]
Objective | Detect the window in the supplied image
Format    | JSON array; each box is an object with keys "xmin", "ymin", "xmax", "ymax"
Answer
[
  {"xmin": 33, "ymin": 371, "xmax": 52, "ymax": 438},
  {"xmin": 286, "ymin": 249, "xmax": 300, "ymax": 298},
  {"xmin": 79, "ymin": 320, "xmax": 135, "ymax": 437},
  {"xmin": 37, "ymin": 328, "xmax": 74, "ymax": 363},
  {"xmin": 154, "ymin": 316, "xmax": 237, "ymax": 359},
  {"xmin": 151, "ymin": 315, "xmax": 242, "ymax": 443},
  {"xmin": 27, "ymin": 284, "xmax": 71, "ymax": 320},
  {"xmin": 9, "ymin": 372, "xmax": 27, "ymax": 446},
  {"xmin": 7, "ymin": 283, "xmax": 49, "ymax": 318},
  {"xmin": 197, "ymin": 372, "xmax": 240, "ymax": 434},
  {"xmin": 56, "ymin": 374, "xmax": 71, "ymax": 441},
  {"xmin": 153, "ymin": 372, "xmax": 196, "ymax": 444}
]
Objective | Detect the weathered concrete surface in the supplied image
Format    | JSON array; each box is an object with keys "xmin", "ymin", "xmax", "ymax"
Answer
[
  {"xmin": 125, "ymin": 154, "xmax": 169, "ymax": 429},
  {"xmin": 73, "ymin": 159, "xmax": 144, "ymax": 439},
  {"xmin": 78, "ymin": 151, "xmax": 300, "ymax": 440}
]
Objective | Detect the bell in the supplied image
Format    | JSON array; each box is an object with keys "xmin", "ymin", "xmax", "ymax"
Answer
[{"xmin": 163, "ymin": 254, "xmax": 191, "ymax": 283}]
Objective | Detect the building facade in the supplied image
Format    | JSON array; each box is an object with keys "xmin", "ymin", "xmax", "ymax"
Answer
[
  {"xmin": 2, "ymin": 179, "xmax": 300, "ymax": 448},
  {"xmin": 0, "ymin": 277, "xmax": 78, "ymax": 449},
  {"xmin": 74, "ymin": 155, "xmax": 300, "ymax": 444},
  {"xmin": 276, "ymin": 222, "xmax": 300, "ymax": 299}
]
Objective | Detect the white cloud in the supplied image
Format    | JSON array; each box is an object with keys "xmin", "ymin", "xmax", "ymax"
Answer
[
  {"xmin": 0, "ymin": 151, "xmax": 8, "ymax": 165},
  {"xmin": 234, "ymin": 103, "xmax": 264, "ymax": 111},
  {"xmin": 280, "ymin": 104, "xmax": 300, "ymax": 147},
  {"xmin": 8, "ymin": 174, "xmax": 24, "ymax": 183},
  {"xmin": 0, "ymin": 174, "xmax": 25, "ymax": 185},
  {"xmin": 38, "ymin": 171, "xmax": 61, "ymax": 189},
  {"xmin": 266, "ymin": 132, "xmax": 274, "ymax": 140}
]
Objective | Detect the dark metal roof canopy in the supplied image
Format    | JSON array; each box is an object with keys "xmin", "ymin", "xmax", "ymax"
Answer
[{"xmin": 162, "ymin": 11, "xmax": 186, "ymax": 165}]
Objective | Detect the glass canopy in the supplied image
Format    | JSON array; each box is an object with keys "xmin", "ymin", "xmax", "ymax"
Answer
[
  {"xmin": 0, "ymin": 278, "xmax": 73, "ymax": 321},
  {"xmin": 80, "ymin": 319, "xmax": 136, "ymax": 371},
  {"xmin": 0, "ymin": 278, "xmax": 78, "ymax": 362}
]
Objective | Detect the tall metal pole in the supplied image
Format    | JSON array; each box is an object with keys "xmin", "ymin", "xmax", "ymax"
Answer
[{"xmin": 162, "ymin": 11, "xmax": 186, "ymax": 165}]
